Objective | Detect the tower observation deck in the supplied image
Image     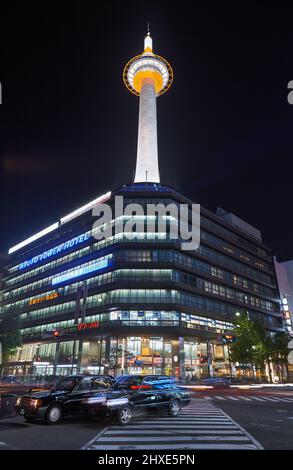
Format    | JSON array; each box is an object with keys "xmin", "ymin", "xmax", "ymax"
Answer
[{"xmin": 123, "ymin": 30, "xmax": 173, "ymax": 183}]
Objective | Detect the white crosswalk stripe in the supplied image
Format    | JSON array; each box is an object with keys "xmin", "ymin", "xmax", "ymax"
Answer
[
  {"xmin": 248, "ymin": 397, "xmax": 265, "ymax": 401},
  {"xmin": 203, "ymin": 394, "xmax": 293, "ymax": 403},
  {"xmin": 260, "ymin": 397, "xmax": 280, "ymax": 402},
  {"xmin": 83, "ymin": 400, "xmax": 262, "ymax": 450}
]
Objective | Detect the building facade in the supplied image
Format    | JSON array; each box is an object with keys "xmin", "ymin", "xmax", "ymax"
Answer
[
  {"xmin": 0, "ymin": 253, "xmax": 9, "ymax": 366},
  {"xmin": 0, "ymin": 184, "xmax": 283, "ymax": 379},
  {"xmin": 274, "ymin": 257, "xmax": 293, "ymax": 380}
]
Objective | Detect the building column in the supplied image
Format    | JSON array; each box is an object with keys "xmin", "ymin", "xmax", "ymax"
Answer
[
  {"xmin": 76, "ymin": 338, "xmax": 83, "ymax": 374},
  {"xmin": 104, "ymin": 336, "xmax": 111, "ymax": 375},
  {"xmin": 53, "ymin": 342, "xmax": 60, "ymax": 375}
]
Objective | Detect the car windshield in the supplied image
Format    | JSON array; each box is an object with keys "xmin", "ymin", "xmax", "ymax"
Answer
[{"xmin": 55, "ymin": 377, "xmax": 80, "ymax": 392}]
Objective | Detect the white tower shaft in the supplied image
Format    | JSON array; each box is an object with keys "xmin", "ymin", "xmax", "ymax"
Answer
[{"xmin": 134, "ymin": 77, "xmax": 160, "ymax": 183}]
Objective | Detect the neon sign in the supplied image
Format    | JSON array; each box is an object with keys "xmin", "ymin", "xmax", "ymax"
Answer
[
  {"xmin": 18, "ymin": 232, "xmax": 91, "ymax": 270},
  {"xmin": 77, "ymin": 321, "xmax": 99, "ymax": 331},
  {"xmin": 51, "ymin": 258, "xmax": 108, "ymax": 285},
  {"xmin": 29, "ymin": 292, "xmax": 59, "ymax": 305}
]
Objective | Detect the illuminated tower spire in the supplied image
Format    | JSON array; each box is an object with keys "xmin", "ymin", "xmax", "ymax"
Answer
[{"xmin": 123, "ymin": 29, "xmax": 173, "ymax": 183}]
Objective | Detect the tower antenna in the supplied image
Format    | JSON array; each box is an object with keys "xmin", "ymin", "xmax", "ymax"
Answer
[{"xmin": 147, "ymin": 21, "xmax": 150, "ymax": 35}]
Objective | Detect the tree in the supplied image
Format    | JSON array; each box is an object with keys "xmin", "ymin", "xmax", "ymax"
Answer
[
  {"xmin": 0, "ymin": 314, "xmax": 21, "ymax": 374},
  {"xmin": 230, "ymin": 313, "xmax": 260, "ymax": 380},
  {"xmin": 265, "ymin": 331, "xmax": 291, "ymax": 383},
  {"xmin": 230, "ymin": 312, "xmax": 291, "ymax": 383},
  {"xmin": 251, "ymin": 320, "xmax": 273, "ymax": 382},
  {"xmin": 108, "ymin": 345, "xmax": 133, "ymax": 375}
]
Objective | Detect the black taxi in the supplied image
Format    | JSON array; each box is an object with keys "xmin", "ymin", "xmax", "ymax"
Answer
[
  {"xmin": 84, "ymin": 374, "xmax": 190, "ymax": 425},
  {"xmin": 15, "ymin": 374, "xmax": 114, "ymax": 424}
]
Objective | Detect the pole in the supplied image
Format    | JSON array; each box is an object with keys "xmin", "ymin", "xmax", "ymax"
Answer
[
  {"xmin": 121, "ymin": 338, "xmax": 125, "ymax": 375},
  {"xmin": 227, "ymin": 346, "xmax": 233, "ymax": 376},
  {"xmin": 98, "ymin": 339, "xmax": 102, "ymax": 374},
  {"xmin": 207, "ymin": 339, "xmax": 213, "ymax": 378},
  {"xmin": 115, "ymin": 337, "xmax": 119, "ymax": 377}
]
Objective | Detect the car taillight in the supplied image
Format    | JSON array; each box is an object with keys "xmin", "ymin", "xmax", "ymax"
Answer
[{"xmin": 130, "ymin": 385, "xmax": 152, "ymax": 390}]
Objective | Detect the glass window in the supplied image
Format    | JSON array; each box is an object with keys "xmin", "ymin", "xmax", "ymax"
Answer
[
  {"xmin": 56, "ymin": 376, "xmax": 80, "ymax": 392},
  {"xmin": 75, "ymin": 376, "xmax": 92, "ymax": 391},
  {"xmin": 91, "ymin": 377, "xmax": 111, "ymax": 389},
  {"xmin": 114, "ymin": 375, "xmax": 143, "ymax": 390}
]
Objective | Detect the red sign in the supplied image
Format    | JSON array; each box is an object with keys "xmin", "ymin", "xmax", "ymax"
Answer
[
  {"xmin": 153, "ymin": 357, "xmax": 163, "ymax": 364},
  {"xmin": 77, "ymin": 321, "xmax": 99, "ymax": 331}
]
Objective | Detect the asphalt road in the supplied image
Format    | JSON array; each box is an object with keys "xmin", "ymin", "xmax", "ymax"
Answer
[
  {"xmin": 191, "ymin": 387, "xmax": 293, "ymax": 449},
  {"xmin": 0, "ymin": 415, "xmax": 106, "ymax": 450},
  {"xmin": 214, "ymin": 401, "xmax": 293, "ymax": 450},
  {"xmin": 1, "ymin": 389, "xmax": 293, "ymax": 450}
]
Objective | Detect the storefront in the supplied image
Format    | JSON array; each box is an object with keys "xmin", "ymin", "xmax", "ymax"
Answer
[{"xmin": 8, "ymin": 335, "xmax": 235, "ymax": 379}]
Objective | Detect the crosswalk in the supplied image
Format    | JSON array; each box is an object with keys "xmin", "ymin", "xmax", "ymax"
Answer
[
  {"xmin": 83, "ymin": 400, "xmax": 262, "ymax": 450},
  {"xmin": 204, "ymin": 395, "xmax": 293, "ymax": 403}
]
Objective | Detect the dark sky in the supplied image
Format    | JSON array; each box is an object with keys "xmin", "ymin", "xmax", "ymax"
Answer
[{"xmin": 1, "ymin": 2, "xmax": 293, "ymax": 260}]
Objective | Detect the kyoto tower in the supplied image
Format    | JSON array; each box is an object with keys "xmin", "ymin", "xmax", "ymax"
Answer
[{"xmin": 123, "ymin": 28, "xmax": 173, "ymax": 183}]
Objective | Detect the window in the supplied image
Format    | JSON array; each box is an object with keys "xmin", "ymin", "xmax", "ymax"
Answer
[
  {"xmin": 91, "ymin": 377, "xmax": 111, "ymax": 389},
  {"xmin": 75, "ymin": 377, "xmax": 92, "ymax": 391},
  {"xmin": 56, "ymin": 376, "xmax": 80, "ymax": 392},
  {"xmin": 114, "ymin": 376, "xmax": 143, "ymax": 390}
]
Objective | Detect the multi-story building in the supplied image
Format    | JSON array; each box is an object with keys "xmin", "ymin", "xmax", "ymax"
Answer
[
  {"xmin": 0, "ymin": 253, "xmax": 9, "ymax": 292},
  {"xmin": 274, "ymin": 257, "xmax": 293, "ymax": 380},
  {"xmin": 0, "ymin": 183, "xmax": 282, "ymax": 379},
  {"xmin": 0, "ymin": 252, "xmax": 9, "ymax": 366},
  {"xmin": 0, "ymin": 31, "xmax": 283, "ymax": 380}
]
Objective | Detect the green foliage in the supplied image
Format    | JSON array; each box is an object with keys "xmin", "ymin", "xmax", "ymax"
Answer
[
  {"xmin": 0, "ymin": 314, "xmax": 21, "ymax": 366},
  {"xmin": 230, "ymin": 312, "xmax": 290, "ymax": 376},
  {"xmin": 267, "ymin": 331, "xmax": 291, "ymax": 365},
  {"xmin": 230, "ymin": 313, "xmax": 259, "ymax": 367}
]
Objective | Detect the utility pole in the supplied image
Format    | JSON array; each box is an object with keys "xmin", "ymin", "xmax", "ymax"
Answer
[
  {"xmin": 227, "ymin": 345, "xmax": 233, "ymax": 376},
  {"xmin": 207, "ymin": 338, "xmax": 214, "ymax": 378}
]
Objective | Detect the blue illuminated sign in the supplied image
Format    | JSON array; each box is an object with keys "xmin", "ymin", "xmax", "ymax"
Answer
[
  {"xmin": 18, "ymin": 232, "xmax": 91, "ymax": 270},
  {"xmin": 51, "ymin": 258, "xmax": 108, "ymax": 285}
]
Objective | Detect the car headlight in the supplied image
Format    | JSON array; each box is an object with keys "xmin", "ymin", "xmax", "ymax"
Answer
[
  {"xmin": 16, "ymin": 397, "xmax": 22, "ymax": 406},
  {"xmin": 31, "ymin": 399, "xmax": 41, "ymax": 408}
]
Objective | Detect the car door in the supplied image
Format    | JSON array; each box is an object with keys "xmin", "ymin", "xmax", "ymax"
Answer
[
  {"xmin": 62, "ymin": 376, "xmax": 93, "ymax": 415},
  {"xmin": 147, "ymin": 376, "xmax": 175, "ymax": 406},
  {"xmin": 113, "ymin": 376, "xmax": 144, "ymax": 408},
  {"xmin": 136, "ymin": 376, "xmax": 159, "ymax": 408}
]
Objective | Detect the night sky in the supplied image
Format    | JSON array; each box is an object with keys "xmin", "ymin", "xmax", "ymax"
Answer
[{"xmin": 1, "ymin": 2, "xmax": 293, "ymax": 260}]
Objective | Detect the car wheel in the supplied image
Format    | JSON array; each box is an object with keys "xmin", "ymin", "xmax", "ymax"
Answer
[
  {"xmin": 45, "ymin": 404, "xmax": 63, "ymax": 425},
  {"xmin": 168, "ymin": 399, "xmax": 180, "ymax": 417},
  {"xmin": 117, "ymin": 405, "xmax": 132, "ymax": 426}
]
